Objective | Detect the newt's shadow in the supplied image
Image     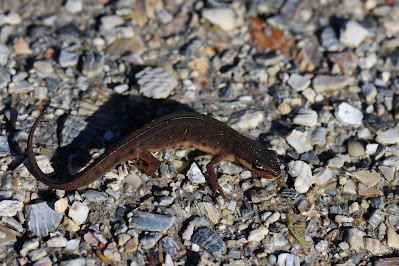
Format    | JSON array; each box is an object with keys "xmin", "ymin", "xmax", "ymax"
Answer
[{"xmin": 29, "ymin": 90, "xmax": 193, "ymax": 185}]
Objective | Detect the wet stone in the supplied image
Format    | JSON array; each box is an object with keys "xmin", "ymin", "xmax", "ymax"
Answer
[
  {"xmin": 191, "ymin": 227, "xmax": 226, "ymax": 256},
  {"xmin": 136, "ymin": 67, "xmax": 178, "ymax": 99},
  {"xmin": 129, "ymin": 211, "xmax": 175, "ymax": 233},
  {"xmin": 25, "ymin": 201, "xmax": 63, "ymax": 237}
]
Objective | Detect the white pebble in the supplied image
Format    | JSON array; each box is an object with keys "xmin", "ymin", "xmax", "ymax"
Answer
[
  {"xmin": 286, "ymin": 129, "xmax": 313, "ymax": 154},
  {"xmin": 340, "ymin": 20, "xmax": 369, "ymax": 47},
  {"xmin": 247, "ymin": 225, "xmax": 268, "ymax": 242},
  {"xmin": 68, "ymin": 201, "xmax": 89, "ymax": 225},
  {"xmin": 288, "ymin": 161, "xmax": 313, "ymax": 193},
  {"xmin": 335, "ymin": 102, "xmax": 364, "ymax": 127},
  {"xmin": 202, "ymin": 8, "xmax": 238, "ymax": 31},
  {"xmin": 187, "ymin": 163, "xmax": 206, "ymax": 184},
  {"xmin": 0, "ymin": 200, "xmax": 23, "ymax": 217},
  {"xmin": 293, "ymin": 108, "xmax": 318, "ymax": 127},
  {"xmin": 313, "ymin": 167, "xmax": 333, "ymax": 185},
  {"xmin": 376, "ymin": 128, "xmax": 399, "ymax": 145}
]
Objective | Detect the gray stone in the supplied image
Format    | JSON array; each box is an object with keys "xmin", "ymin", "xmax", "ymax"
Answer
[
  {"xmin": 312, "ymin": 75, "xmax": 355, "ymax": 92},
  {"xmin": 192, "ymin": 227, "xmax": 226, "ymax": 255},
  {"xmin": 59, "ymin": 50, "xmax": 79, "ymax": 68},
  {"xmin": 0, "ymin": 135, "xmax": 10, "ymax": 156},
  {"xmin": 129, "ymin": 211, "xmax": 175, "ymax": 233},
  {"xmin": 136, "ymin": 67, "xmax": 178, "ymax": 99},
  {"xmin": 25, "ymin": 201, "xmax": 63, "ymax": 237}
]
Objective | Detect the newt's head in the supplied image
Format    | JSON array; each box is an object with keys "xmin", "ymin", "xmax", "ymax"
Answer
[{"xmin": 234, "ymin": 139, "xmax": 281, "ymax": 179}]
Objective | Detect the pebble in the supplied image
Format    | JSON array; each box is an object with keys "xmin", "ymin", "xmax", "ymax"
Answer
[
  {"xmin": 277, "ymin": 253, "xmax": 300, "ymax": 266},
  {"xmin": 65, "ymin": 239, "xmax": 80, "ymax": 252},
  {"xmin": 376, "ymin": 128, "xmax": 399, "ymax": 145},
  {"xmin": 352, "ymin": 169, "xmax": 380, "ymax": 186},
  {"xmin": 0, "ymin": 200, "xmax": 23, "ymax": 217},
  {"xmin": 103, "ymin": 242, "xmax": 121, "ymax": 262},
  {"xmin": 194, "ymin": 201, "xmax": 221, "ymax": 224},
  {"xmin": 32, "ymin": 256, "xmax": 52, "ymax": 266},
  {"xmin": 25, "ymin": 201, "xmax": 63, "ymax": 237},
  {"xmin": 140, "ymin": 232, "xmax": 162, "ymax": 250},
  {"xmin": 124, "ymin": 173, "xmax": 143, "ymax": 189},
  {"xmin": 286, "ymin": 130, "xmax": 313, "ymax": 154},
  {"xmin": 129, "ymin": 211, "xmax": 175, "ymax": 233},
  {"xmin": 288, "ymin": 161, "xmax": 313, "ymax": 193},
  {"xmin": 107, "ymin": 37, "xmax": 146, "ymax": 56},
  {"xmin": 60, "ymin": 258, "xmax": 86, "ymax": 266},
  {"xmin": 124, "ymin": 236, "xmax": 139, "ymax": 253},
  {"xmin": 0, "ymin": 44, "xmax": 9, "ymax": 66},
  {"xmin": 247, "ymin": 225, "xmax": 268, "ymax": 242},
  {"xmin": 335, "ymin": 102, "xmax": 364, "ymax": 127},
  {"xmin": 82, "ymin": 190, "xmax": 108, "ymax": 202},
  {"xmin": 114, "ymin": 84, "xmax": 129, "ymax": 94},
  {"xmin": 59, "ymin": 50, "xmax": 79, "ymax": 68},
  {"xmin": 348, "ymin": 228, "xmax": 365, "ymax": 251},
  {"xmin": 136, "ymin": 67, "xmax": 178, "ymax": 99},
  {"xmin": 328, "ymin": 51, "xmax": 358, "ymax": 74},
  {"xmin": 312, "ymin": 75, "xmax": 354, "ymax": 92},
  {"xmin": 202, "ymin": 8, "xmax": 237, "ymax": 32},
  {"xmin": 187, "ymin": 162, "xmax": 206, "ymax": 184},
  {"xmin": 340, "ymin": 20, "xmax": 369, "ymax": 47},
  {"xmin": 54, "ymin": 198, "xmax": 68, "ymax": 213},
  {"xmin": 28, "ymin": 248, "xmax": 47, "ymax": 261},
  {"xmin": 363, "ymin": 114, "xmax": 387, "ymax": 134},
  {"xmin": 320, "ymin": 26, "xmax": 345, "ymax": 52},
  {"xmin": 81, "ymin": 52, "xmax": 104, "ymax": 79},
  {"xmin": 161, "ymin": 236, "xmax": 180, "ymax": 257},
  {"xmin": 347, "ymin": 140, "xmax": 365, "ymax": 157},
  {"xmin": 365, "ymin": 238, "xmax": 389, "ymax": 256},
  {"xmin": 368, "ymin": 209, "xmax": 384, "ymax": 229},
  {"xmin": 191, "ymin": 227, "xmax": 226, "ymax": 255},
  {"xmin": 13, "ymin": 38, "xmax": 32, "ymax": 54},
  {"xmin": 0, "ymin": 135, "xmax": 10, "ymax": 156},
  {"xmin": 84, "ymin": 232, "xmax": 99, "ymax": 245},
  {"xmin": 101, "ymin": 15, "xmax": 124, "ymax": 30},
  {"xmin": 64, "ymin": 0, "xmax": 83, "ymax": 14},
  {"xmin": 293, "ymin": 108, "xmax": 318, "ymax": 127},
  {"xmin": 68, "ymin": 201, "xmax": 89, "ymax": 225},
  {"xmin": 358, "ymin": 183, "xmax": 378, "ymax": 198},
  {"xmin": 387, "ymin": 226, "xmax": 399, "ymax": 248},
  {"xmin": 47, "ymin": 234, "xmax": 68, "ymax": 247},
  {"xmin": 313, "ymin": 167, "xmax": 332, "ymax": 185},
  {"xmin": 249, "ymin": 189, "xmax": 276, "ymax": 203},
  {"xmin": 20, "ymin": 238, "xmax": 40, "ymax": 257},
  {"xmin": 230, "ymin": 111, "xmax": 264, "ymax": 130},
  {"xmin": 379, "ymin": 165, "xmax": 395, "ymax": 181},
  {"xmin": 8, "ymin": 81, "xmax": 34, "ymax": 94},
  {"xmin": 0, "ymin": 67, "xmax": 10, "ymax": 89},
  {"xmin": 287, "ymin": 74, "xmax": 311, "ymax": 91}
]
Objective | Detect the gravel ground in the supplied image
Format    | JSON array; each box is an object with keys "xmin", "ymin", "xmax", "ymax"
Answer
[{"xmin": 1, "ymin": 0, "xmax": 399, "ymax": 265}]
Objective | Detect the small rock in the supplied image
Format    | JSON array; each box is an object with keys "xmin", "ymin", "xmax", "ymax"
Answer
[
  {"xmin": 0, "ymin": 200, "xmax": 23, "ymax": 217},
  {"xmin": 379, "ymin": 165, "xmax": 395, "ymax": 181},
  {"xmin": 60, "ymin": 258, "xmax": 86, "ymax": 266},
  {"xmin": 114, "ymin": 84, "xmax": 129, "ymax": 94},
  {"xmin": 124, "ymin": 235, "xmax": 139, "ymax": 253},
  {"xmin": 136, "ymin": 67, "xmax": 178, "ymax": 99},
  {"xmin": 320, "ymin": 26, "xmax": 345, "ymax": 52},
  {"xmin": 202, "ymin": 8, "xmax": 237, "ymax": 31},
  {"xmin": 387, "ymin": 226, "xmax": 399, "ymax": 249},
  {"xmin": 293, "ymin": 108, "xmax": 318, "ymax": 127},
  {"xmin": 28, "ymin": 248, "xmax": 47, "ymax": 261},
  {"xmin": 352, "ymin": 169, "xmax": 380, "ymax": 186},
  {"xmin": 365, "ymin": 238, "xmax": 389, "ymax": 256},
  {"xmin": 125, "ymin": 173, "xmax": 143, "ymax": 189},
  {"xmin": 81, "ymin": 52, "xmax": 104, "ymax": 79},
  {"xmin": 107, "ymin": 37, "xmax": 146, "ymax": 56},
  {"xmin": 68, "ymin": 201, "xmax": 89, "ymax": 225},
  {"xmin": 65, "ymin": 239, "xmax": 80, "ymax": 252},
  {"xmin": 82, "ymin": 190, "xmax": 108, "ymax": 202},
  {"xmin": 191, "ymin": 227, "xmax": 226, "ymax": 255},
  {"xmin": 0, "ymin": 67, "xmax": 11, "ymax": 89},
  {"xmin": 313, "ymin": 167, "xmax": 332, "ymax": 185},
  {"xmin": 249, "ymin": 189, "xmax": 276, "ymax": 203},
  {"xmin": 20, "ymin": 238, "xmax": 40, "ymax": 257},
  {"xmin": 287, "ymin": 74, "xmax": 311, "ymax": 91},
  {"xmin": 328, "ymin": 157, "xmax": 344, "ymax": 168},
  {"xmin": 348, "ymin": 228, "xmax": 365, "ymax": 251},
  {"xmin": 312, "ymin": 75, "xmax": 354, "ymax": 92},
  {"xmin": 376, "ymin": 129, "xmax": 399, "ymax": 145},
  {"xmin": 0, "ymin": 44, "xmax": 9, "ymax": 66},
  {"xmin": 103, "ymin": 242, "xmax": 121, "ymax": 262},
  {"xmin": 335, "ymin": 102, "xmax": 364, "ymax": 127},
  {"xmin": 33, "ymin": 61, "xmax": 53, "ymax": 74},
  {"xmin": 84, "ymin": 232, "xmax": 99, "ymax": 245},
  {"xmin": 47, "ymin": 234, "xmax": 68, "ymax": 247},
  {"xmin": 230, "ymin": 111, "xmax": 264, "ymax": 130},
  {"xmin": 288, "ymin": 161, "xmax": 313, "ymax": 193},
  {"xmin": 247, "ymin": 225, "xmax": 268, "ymax": 242},
  {"xmin": 101, "ymin": 15, "xmax": 124, "ymax": 30},
  {"xmin": 161, "ymin": 236, "xmax": 180, "ymax": 257},
  {"xmin": 343, "ymin": 179, "xmax": 357, "ymax": 195},
  {"xmin": 348, "ymin": 140, "xmax": 365, "ymax": 157},
  {"xmin": 140, "ymin": 232, "xmax": 162, "ymax": 250},
  {"xmin": 335, "ymin": 215, "xmax": 353, "ymax": 225},
  {"xmin": 59, "ymin": 50, "xmax": 79, "ymax": 68},
  {"xmin": 64, "ymin": 0, "xmax": 83, "ymax": 13},
  {"xmin": 358, "ymin": 183, "xmax": 379, "ymax": 198},
  {"xmin": 8, "ymin": 81, "xmax": 34, "ymax": 94},
  {"xmin": 340, "ymin": 20, "xmax": 369, "ymax": 47},
  {"xmin": 368, "ymin": 209, "xmax": 385, "ymax": 229},
  {"xmin": 129, "ymin": 211, "xmax": 175, "ymax": 233},
  {"xmin": 54, "ymin": 198, "xmax": 68, "ymax": 213},
  {"xmin": 187, "ymin": 163, "xmax": 206, "ymax": 184},
  {"xmin": 13, "ymin": 38, "xmax": 32, "ymax": 54},
  {"xmin": 277, "ymin": 253, "xmax": 300, "ymax": 266},
  {"xmin": 194, "ymin": 202, "xmax": 221, "ymax": 224},
  {"xmin": 0, "ymin": 135, "xmax": 10, "ymax": 156},
  {"xmin": 286, "ymin": 129, "xmax": 313, "ymax": 154},
  {"xmin": 32, "ymin": 256, "xmax": 52, "ymax": 266},
  {"xmin": 328, "ymin": 51, "xmax": 358, "ymax": 74}
]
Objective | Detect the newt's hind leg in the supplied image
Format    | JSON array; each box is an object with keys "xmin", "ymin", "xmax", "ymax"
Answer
[
  {"xmin": 206, "ymin": 155, "xmax": 229, "ymax": 200},
  {"xmin": 132, "ymin": 150, "xmax": 160, "ymax": 177}
]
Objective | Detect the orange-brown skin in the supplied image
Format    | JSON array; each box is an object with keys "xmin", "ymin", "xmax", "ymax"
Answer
[{"xmin": 27, "ymin": 112, "xmax": 281, "ymax": 198}]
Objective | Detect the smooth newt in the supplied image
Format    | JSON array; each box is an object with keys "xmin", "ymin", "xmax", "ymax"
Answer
[{"xmin": 27, "ymin": 112, "xmax": 281, "ymax": 198}]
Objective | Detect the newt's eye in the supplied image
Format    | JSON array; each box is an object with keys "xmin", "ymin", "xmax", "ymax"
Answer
[{"xmin": 253, "ymin": 163, "xmax": 265, "ymax": 171}]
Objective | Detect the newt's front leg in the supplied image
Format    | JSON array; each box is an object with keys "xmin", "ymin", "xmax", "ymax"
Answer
[
  {"xmin": 206, "ymin": 154, "xmax": 229, "ymax": 199},
  {"xmin": 134, "ymin": 150, "xmax": 161, "ymax": 176}
]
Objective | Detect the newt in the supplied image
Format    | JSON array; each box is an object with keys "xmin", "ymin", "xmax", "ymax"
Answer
[{"xmin": 27, "ymin": 112, "xmax": 281, "ymax": 198}]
